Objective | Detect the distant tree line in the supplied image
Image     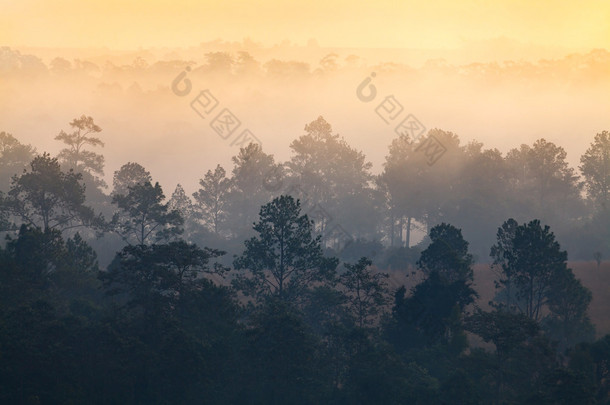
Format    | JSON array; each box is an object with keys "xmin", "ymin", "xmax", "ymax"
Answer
[{"xmin": 5, "ymin": 115, "xmax": 610, "ymax": 264}]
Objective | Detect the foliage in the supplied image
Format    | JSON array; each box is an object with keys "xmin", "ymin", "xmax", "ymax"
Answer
[
  {"xmin": 111, "ymin": 181, "xmax": 183, "ymax": 245},
  {"xmin": 1, "ymin": 153, "xmax": 99, "ymax": 231},
  {"xmin": 233, "ymin": 195, "xmax": 338, "ymax": 302}
]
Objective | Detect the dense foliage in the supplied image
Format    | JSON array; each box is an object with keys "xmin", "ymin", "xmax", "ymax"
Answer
[{"xmin": 0, "ymin": 117, "xmax": 609, "ymax": 403}]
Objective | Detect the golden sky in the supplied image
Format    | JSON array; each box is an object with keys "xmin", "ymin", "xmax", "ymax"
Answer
[{"xmin": 1, "ymin": 0, "xmax": 609, "ymax": 50}]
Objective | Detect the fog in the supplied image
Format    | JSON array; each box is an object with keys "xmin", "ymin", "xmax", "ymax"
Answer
[
  {"xmin": 3, "ymin": 2, "xmax": 610, "ymax": 402},
  {"xmin": 2, "ymin": 42, "xmax": 608, "ymax": 195}
]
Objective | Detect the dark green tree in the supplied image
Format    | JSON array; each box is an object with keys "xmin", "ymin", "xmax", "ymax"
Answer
[
  {"xmin": 0, "ymin": 225, "xmax": 100, "ymax": 308},
  {"xmin": 417, "ymin": 223, "xmax": 474, "ymax": 284},
  {"xmin": 498, "ymin": 219, "xmax": 572, "ymax": 321},
  {"xmin": 490, "ymin": 218, "xmax": 519, "ymax": 310},
  {"xmin": 100, "ymin": 240, "xmax": 225, "ymax": 315},
  {"xmin": 339, "ymin": 257, "xmax": 389, "ymax": 328},
  {"xmin": 544, "ymin": 268, "xmax": 595, "ymax": 351},
  {"xmin": 237, "ymin": 300, "xmax": 330, "ymax": 404},
  {"xmin": 233, "ymin": 195, "xmax": 338, "ymax": 302},
  {"xmin": 1, "ymin": 153, "xmax": 98, "ymax": 231},
  {"xmin": 386, "ymin": 224, "xmax": 477, "ymax": 352}
]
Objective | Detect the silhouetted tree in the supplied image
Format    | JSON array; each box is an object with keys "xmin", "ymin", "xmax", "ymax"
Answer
[
  {"xmin": 101, "ymin": 240, "xmax": 225, "ymax": 316},
  {"xmin": 0, "ymin": 131, "xmax": 36, "ymax": 191},
  {"xmin": 111, "ymin": 162, "xmax": 152, "ymax": 197},
  {"xmin": 233, "ymin": 195, "xmax": 338, "ymax": 302},
  {"xmin": 490, "ymin": 218, "xmax": 519, "ymax": 310},
  {"xmin": 339, "ymin": 257, "xmax": 389, "ymax": 327},
  {"xmin": 544, "ymin": 268, "xmax": 595, "ymax": 350},
  {"xmin": 580, "ymin": 130, "xmax": 610, "ymax": 211},
  {"xmin": 55, "ymin": 115, "xmax": 105, "ymax": 187},
  {"xmin": 498, "ymin": 219, "xmax": 571, "ymax": 321},
  {"xmin": 1, "ymin": 153, "xmax": 98, "ymax": 231},
  {"xmin": 417, "ymin": 223, "xmax": 474, "ymax": 284},
  {"xmin": 111, "ymin": 181, "xmax": 183, "ymax": 245}
]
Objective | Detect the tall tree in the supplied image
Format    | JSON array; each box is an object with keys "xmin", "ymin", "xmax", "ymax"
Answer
[
  {"xmin": 55, "ymin": 115, "xmax": 105, "ymax": 187},
  {"xmin": 168, "ymin": 184, "xmax": 193, "ymax": 227},
  {"xmin": 192, "ymin": 164, "xmax": 231, "ymax": 235},
  {"xmin": 111, "ymin": 162, "xmax": 152, "ymax": 197},
  {"xmin": 288, "ymin": 116, "xmax": 377, "ymax": 239},
  {"xmin": 497, "ymin": 219, "xmax": 571, "ymax": 321},
  {"xmin": 228, "ymin": 143, "xmax": 277, "ymax": 236},
  {"xmin": 0, "ymin": 132, "xmax": 36, "ymax": 192},
  {"xmin": 544, "ymin": 268, "xmax": 595, "ymax": 350},
  {"xmin": 417, "ymin": 223, "xmax": 474, "ymax": 284},
  {"xmin": 111, "ymin": 181, "xmax": 183, "ymax": 245},
  {"xmin": 1, "ymin": 153, "xmax": 98, "ymax": 231},
  {"xmin": 339, "ymin": 257, "xmax": 389, "ymax": 328},
  {"xmin": 0, "ymin": 224, "xmax": 100, "ymax": 307},
  {"xmin": 233, "ymin": 195, "xmax": 338, "ymax": 302},
  {"xmin": 377, "ymin": 133, "xmax": 424, "ymax": 247},
  {"xmin": 580, "ymin": 130, "xmax": 610, "ymax": 211},
  {"xmin": 506, "ymin": 139, "xmax": 582, "ymax": 222},
  {"xmin": 386, "ymin": 223, "xmax": 477, "ymax": 351},
  {"xmin": 490, "ymin": 218, "xmax": 519, "ymax": 310},
  {"xmin": 101, "ymin": 240, "xmax": 225, "ymax": 315}
]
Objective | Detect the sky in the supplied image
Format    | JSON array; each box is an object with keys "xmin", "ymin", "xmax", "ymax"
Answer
[
  {"xmin": 0, "ymin": 0, "xmax": 608, "ymax": 195},
  {"xmin": 1, "ymin": 0, "xmax": 609, "ymax": 50}
]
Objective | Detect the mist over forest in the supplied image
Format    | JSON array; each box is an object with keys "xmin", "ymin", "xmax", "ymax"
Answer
[{"xmin": 2, "ymin": 15, "xmax": 610, "ymax": 405}]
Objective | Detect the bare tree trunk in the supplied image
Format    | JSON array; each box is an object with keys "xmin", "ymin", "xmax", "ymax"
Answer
[{"xmin": 406, "ymin": 216, "xmax": 412, "ymax": 248}]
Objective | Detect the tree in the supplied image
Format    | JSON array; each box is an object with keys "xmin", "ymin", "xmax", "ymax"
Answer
[
  {"xmin": 445, "ymin": 141, "xmax": 510, "ymax": 259},
  {"xmin": 65, "ymin": 232, "xmax": 100, "ymax": 274},
  {"xmin": 227, "ymin": 143, "xmax": 277, "ymax": 235},
  {"xmin": 288, "ymin": 116, "xmax": 377, "ymax": 239},
  {"xmin": 0, "ymin": 131, "xmax": 36, "ymax": 191},
  {"xmin": 386, "ymin": 224, "xmax": 477, "ymax": 351},
  {"xmin": 168, "ymin": 184, "xmax": 193, "ymax": 219},
  {"xmin": 101, "ymin": 240, "xmax": 225, "ymax": 315},
  {"xmin": 1, "ymin": 153, "xmax": 98, "ymax": 231},
  {"xmin": 238, "ymin": 300, "xmax": 329, "ymax": 404},
  {"xmin": 490, "ymin": 218, "xmax": 519, "ymax": 310},
  {"xmin": 167, "ymin": 184, "xmax": 194, "ymax": 238},
  {"xmin": 55, "ymin": 115, "xmax": 105, "ymax": 187},
  {"xmin": 544, "ymin": 268, "xmax": 595, "ymax": 350},
  {"xmin": 203, "ymin": 52, "xmax": 233, "ymax": 74},
  {"xmin": 580, "ymin": 130, "xmax": 610, "ymax": 211},
  {"xmin": 496, "ymin": 219, "xmax": 570, "ymax": 321},
  {"xmin": 111, "ymin": 162, "xmax": 152, "ymax": 197},
  {"xmin": 506, "ymin": 139, "xmax": 582, "ymax": 222},
  {"xmin": 465, "ymin": 309, "xmax": 542, "ymax": 402},
  {"xmin": 233, "ymin": 195, "xmax": 338, "ymax": 302},
  {"xmin": 417, "ymin": 223, "xmax": 474, "ymax": 284},
  {"xmin": 339, "ymin": 257, "xmax": 389, "ymax": 328},
  {"xmin": 111, "ymin": 181, "xmax": 183, "ymax": 245},
  {"xmin": 378, "ymin": 133, "xmax": 425, "ymax": 247},
  {"xmin": 0, "ymin": 225, "xmax": 100, "ymax": 307},
  {"xmin": 192, "ymin": 164, "xmax": 231, "ymax": 235}
]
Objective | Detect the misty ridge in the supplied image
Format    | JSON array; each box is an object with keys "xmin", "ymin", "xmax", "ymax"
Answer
[{"xmin": 2, "ymin": 40, "xmax": 610, "ymax": 404}]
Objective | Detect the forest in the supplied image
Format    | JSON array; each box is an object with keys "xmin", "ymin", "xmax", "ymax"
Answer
[{"xmin": 1, "ymin": 111, "xmax": 610, "ymax": 404}]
